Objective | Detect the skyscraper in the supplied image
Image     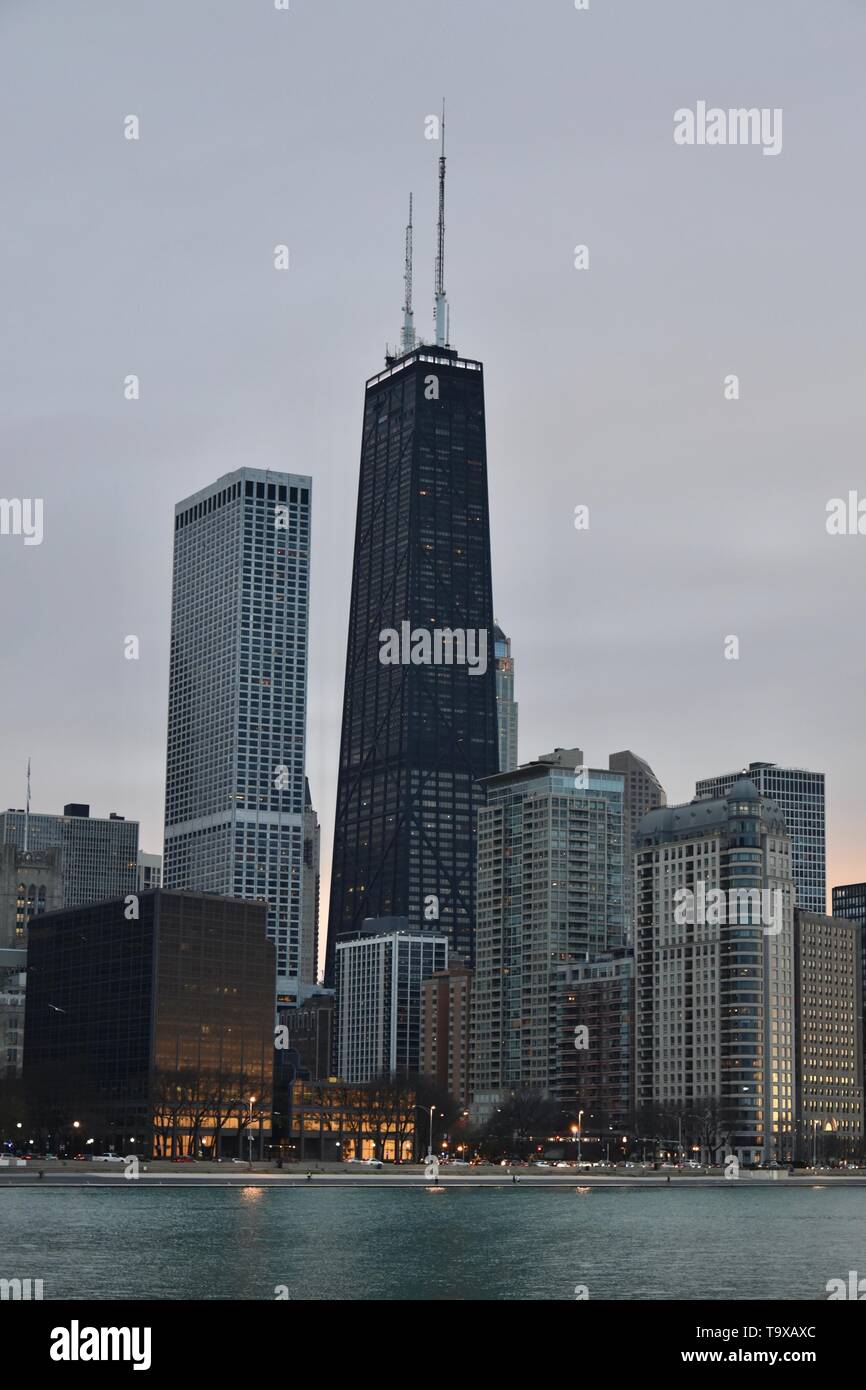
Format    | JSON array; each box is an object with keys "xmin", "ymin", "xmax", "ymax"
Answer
[
  {"xmin": 554, "ymin": 948, "xmax": 634, "ymax": 1133},
  {"xmin": 608, "ymin": 749, "xmax": 665, "ymax": 942},
  {"xmin": 494, "ymin": 622, "xmax": 518, "ymax": 773},
  {"xmin": 164, "ymin": 467, "xmax": 311, "ymax": 1001},
  {"xmin": 472, "ymin": 749, "xmax": 625, "ymax": 1117},
  {"xmin": 137, "ymin": 851, "xmax": 162, "ymax": 892},
  {"xmin": 300, "ymin": 778, "xmax": 321, "ymax": 992},
  {"xmin": 794, "ymin": 910, "xmax": 863, "ymax": 1160},
  {"xmin": 636, "ymin": 780, "xmax": 796, "ymax": 1164},
  {"xmin": 0, "ymin": 803, "xmax": 138, "ymax": 909},
  {"xmin": 326, "ymin": 140, "xmax": 498, "ymax": 979},
  {"xmin": 696, "ymin": 762, "xmax": 825, "ymax": 913},
  {"xmin": 831, "ymin": 882, "xmax": 866, "ymax": 1096}
]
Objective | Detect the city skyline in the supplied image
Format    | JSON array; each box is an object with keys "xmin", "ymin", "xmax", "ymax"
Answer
[{"xmin": 4, "ymin": 0, "xmax": 866, "ymax": 975}]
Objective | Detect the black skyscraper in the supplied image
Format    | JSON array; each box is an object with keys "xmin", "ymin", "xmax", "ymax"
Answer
[{"xmin": 326, "ymin": 143, "xmax": 498, "ymax": 980}]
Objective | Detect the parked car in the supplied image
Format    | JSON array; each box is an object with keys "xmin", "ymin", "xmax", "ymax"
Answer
[
  {"xmin": 92, "ymin": 1153, "xmax": 123, "ymax": 1162},
  {"xmin": 171, "ymin": 1155, "xmax": 195, "ymax": 1164}
]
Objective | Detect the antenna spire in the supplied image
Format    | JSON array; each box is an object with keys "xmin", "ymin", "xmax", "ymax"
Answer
[
  {"xmin": 401, "ymin": 193, "xmax": 415, "ymax": 354},
  {"xmin": 434, "ymin": 99, "xmax": 449, "ymax": 347},
  {"xmin": 24, "ymin": 757, "xmax": 31, "ymax": 852}
]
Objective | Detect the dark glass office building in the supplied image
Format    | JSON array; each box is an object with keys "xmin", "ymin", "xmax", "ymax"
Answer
[
  {"xmin": 23, "ymin": 890, "xmax": 275, "ymax": 1157},
  {"xmin": 326, "ymin": 343, "xmax": 498, "ymax": 979}
]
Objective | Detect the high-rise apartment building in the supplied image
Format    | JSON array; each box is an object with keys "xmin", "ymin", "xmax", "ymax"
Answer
[
  {"xmin": 636, "ymin": 780, "xmax": 796, "ymax": 1164},
  {"xmin": 832, "ymin": 882, "xmax": 866, "ymax": 1095},
  {"xmin": 554, "ymin": 948, "xmax": 634, "ymax": 1133},
  {"xmin": 794, "ymin": 910, "xmax": 863, "ymax": 1159},
  {"xmin": 163, "ymin": 467, "xmax": 311, "ymax": 1000},
  {"xmin": 696, "ymin": 762, "xmax": 825, "ymax": 913},
  {"xmin": 420, "ymin": 961, "xmax": 473, "ymax": 1106},
  {"xmin": 0, "ymin": 804, "xmax": 137, "ymax": 909},
  {"xmin": 300, "ymin": 778, "xmax": 321, "ymax": 991},
  {"xmin": 608, "ymin": 750, "xmax": 665, "ymax": 942},
  {"xmin": 335, "ymin": 918, "xmax": 448, "ymax": 1083},
  {"xmin": 326, "ymin": 145, "xmax": 498, "ymax": 980},
  {"xmin": 494, "ymin": 623, "xmax": 518, "ymax": 773},
  {"xmin": 472, "ymin": 749, "xmax": 624, "ymax": 1117}
]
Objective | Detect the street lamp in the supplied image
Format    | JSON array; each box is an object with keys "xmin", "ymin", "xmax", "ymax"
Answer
[
  {"xmin": 415, "ymin": 1104, "xmax": 436, "ymax": 1161},
  {"xmin": 248, "ymin": 1096, "xmax": 257, "ymax": 1166},
  {"xmin": 577, "ymin": 1110, "xmax": 584, "ymax": 1162}
]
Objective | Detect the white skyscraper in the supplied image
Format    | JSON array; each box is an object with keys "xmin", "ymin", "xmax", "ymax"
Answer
[{"xmin": 164, "ymin": 467, "xmax": 311, "ymax": 1000}]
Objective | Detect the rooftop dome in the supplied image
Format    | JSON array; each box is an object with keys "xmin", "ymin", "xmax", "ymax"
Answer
[{"xmin": 727, "ymin": 778, "xmax": 760, "ymax": 802}]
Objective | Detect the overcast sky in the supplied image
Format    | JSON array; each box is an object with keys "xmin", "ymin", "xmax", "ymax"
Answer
[{"xmin": 3, "ymin": 0, "xmax": 865, "ymax": 943}]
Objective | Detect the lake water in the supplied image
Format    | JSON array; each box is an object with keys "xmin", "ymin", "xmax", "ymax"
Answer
[{"xmin": 3, "ymin": 1184, "xmax": 864, "ymax": 1300}]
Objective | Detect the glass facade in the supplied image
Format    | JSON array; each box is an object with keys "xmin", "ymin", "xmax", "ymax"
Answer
[
  {"xmin": 493, "ymin": 623, "xmax": 518, "ymax": 773},
  {"xmin": 22, "ymin": 890, "xmax": 274, "ymax": 1157},
  {"xmin": 326, "ymin": 347, "xmax": 498, "ymax": 978},
  {"xmin": 473, "ymin": 753, "xmax": 625, "ymax": 1101}
]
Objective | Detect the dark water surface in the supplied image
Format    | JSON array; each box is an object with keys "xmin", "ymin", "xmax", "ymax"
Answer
[{"xmin": 2, "ymin": 1184, "xmax": 864, "ymax": 1300}]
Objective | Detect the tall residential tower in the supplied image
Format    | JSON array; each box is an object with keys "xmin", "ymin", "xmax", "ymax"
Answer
[
  {"xmin": 636, "ymin": 780, "xmax": 796, "ymax": 1164},
  {"xmin": 472, "ymin": 749, "xmax": 625, "ymax": 1116}
]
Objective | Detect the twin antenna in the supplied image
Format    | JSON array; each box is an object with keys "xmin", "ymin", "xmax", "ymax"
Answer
[{"xmin": 397, "ymin": 101, "xmax": 449, "ymax": 358}]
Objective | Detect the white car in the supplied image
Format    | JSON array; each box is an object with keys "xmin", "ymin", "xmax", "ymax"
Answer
[{"xmin": 92, "ymin": 1153, "xmax": 123, "ymax": 1162}]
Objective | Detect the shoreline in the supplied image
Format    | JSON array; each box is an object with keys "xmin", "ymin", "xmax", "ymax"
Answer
[{"xmin": 2, "ymin": 1164, "xmax": 864, "ymax": 1190}]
